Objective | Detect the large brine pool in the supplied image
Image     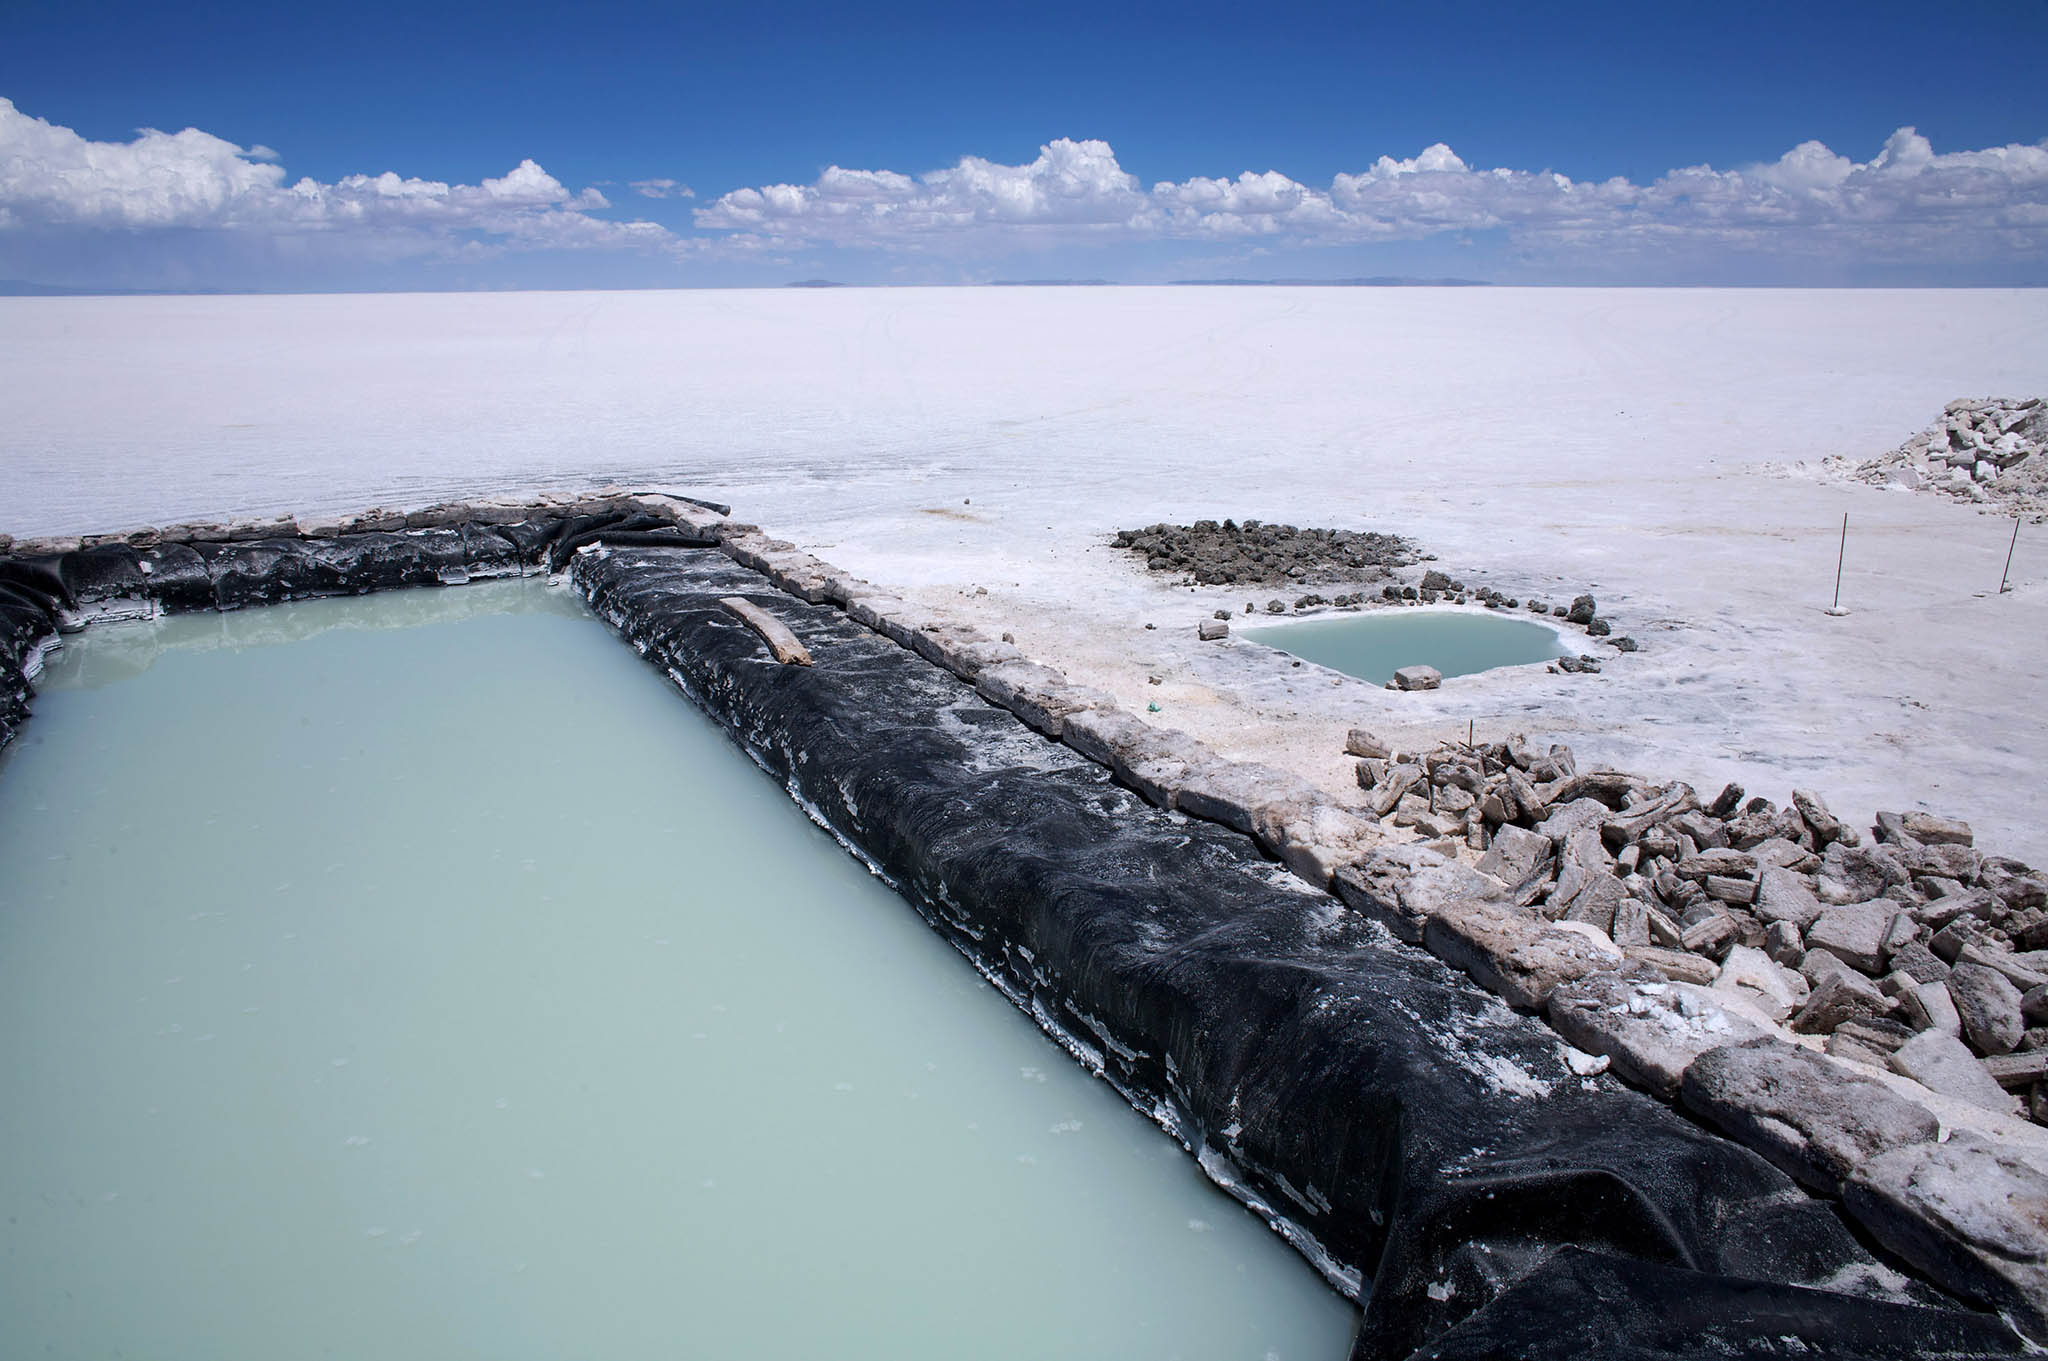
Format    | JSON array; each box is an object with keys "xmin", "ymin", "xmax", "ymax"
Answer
[
  {"xmin": 0, "ymin": 581, "xmax": 1356, "ymax": 1360},
  {"xmin": 1244, "ymin": 608, "xmax": 1570, "ymax": 685}
]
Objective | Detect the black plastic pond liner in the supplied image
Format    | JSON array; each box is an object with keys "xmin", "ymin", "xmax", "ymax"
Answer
[
  {"xmin": 1405, "ymin": 1249, "xmax": 2021, "ymax": 1360},
  {"xmin": 0, "ymin": 527, "xmax": 562, "ymax": 749},
  {"xmin": 543, "ymin": 513, "xmax": 721, "ymax": 570},
  {"xmin": 571, "ymin": 545, "xmax": 2027, "ymax": 1361}
]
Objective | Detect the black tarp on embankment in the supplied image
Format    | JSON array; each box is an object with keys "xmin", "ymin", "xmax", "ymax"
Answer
[
  {"xmin": 571, "ymin": 545, "xmax": 2027, "ymax": 1361},
  {"xmin": 0, "ymin": 524, "xmax": 575, "ymax": 751}
]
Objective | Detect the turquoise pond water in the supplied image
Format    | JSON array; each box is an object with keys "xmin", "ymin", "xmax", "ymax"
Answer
[
  {"xmin": 1243, "ymin": 609, "xmax": 1570, "ymax": 685},
  {"xmin": 0, "ymin": 580, "xmax": 1356, "ymax": 1361}
]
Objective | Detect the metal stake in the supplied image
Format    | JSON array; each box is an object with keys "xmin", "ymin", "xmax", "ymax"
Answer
[
  {"xmin": 1825, "ymin": 513, "xmax": 1850, "ymax": 616},
  {"xmin": 2001, "ymin": 517, "xmax": 2020, "ymax": 594}
]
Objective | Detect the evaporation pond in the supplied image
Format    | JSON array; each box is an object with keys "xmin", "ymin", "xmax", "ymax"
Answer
[
  {"xmin": 1245, "ymin": 609, "xmax": 1569, "ymax": 685},
  {"xmin": 0, "ymin": 580, "xmax": 1355, "ymax": 1361}
]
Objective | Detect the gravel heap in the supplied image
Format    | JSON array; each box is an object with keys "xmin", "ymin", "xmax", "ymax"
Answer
[
  {"xmin": 1844, "ymin": 397, "xmax": 2047, "ymax": 519},
  {"xmin": 1350, "ymin": 729, "xmax": 2048, "ymax": 1125},
  {"xmin": 1112, "ymin": 520, "xmax": 1418, "ymax": 586}
]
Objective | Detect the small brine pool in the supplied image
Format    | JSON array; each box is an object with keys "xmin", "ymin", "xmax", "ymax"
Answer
[
  {"xmin": 0, "ymin": 581, "xmax": 1355, "ymax": 1361},
  {"xmin": 1244, "ymin": 608, "xmax": 1570, "ymax": 685}
]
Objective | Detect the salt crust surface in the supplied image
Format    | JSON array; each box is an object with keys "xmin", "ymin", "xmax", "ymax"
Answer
[{"xmin": 3, "ymin": 286, "xmax": 2044, "ymax": 861}]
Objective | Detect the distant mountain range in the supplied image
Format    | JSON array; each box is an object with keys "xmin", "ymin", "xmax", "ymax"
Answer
[
  {"xmin": 3, "ymin": 275, "xmax": 1493, "ymax": 296},
  {"xmin": 1167, "ymin": 276, "xmax": 1491, "ymax": 287},
  {"xmin": 784, "ymin": 278, "xmax": 1117, "ymax": 288},
  {"xmin": 0, "ymin": 279, "xmax": 243, "ymax": 296},
  {"xmin": 783, "ymin": 276, "xmax": 1489, "ymax": 289}
]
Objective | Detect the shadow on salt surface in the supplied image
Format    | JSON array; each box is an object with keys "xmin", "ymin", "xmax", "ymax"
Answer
[{"xmin": 1243, "ymin": 608, "xmax": 1571, "ymax": 686}]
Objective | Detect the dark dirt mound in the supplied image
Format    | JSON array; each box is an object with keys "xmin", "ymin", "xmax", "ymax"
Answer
[{"xmin": 1113, "ymin": 519, "xmax": 1419, "ymax": 586}]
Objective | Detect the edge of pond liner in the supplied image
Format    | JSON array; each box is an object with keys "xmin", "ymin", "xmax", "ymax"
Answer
[
  {"xmin": 1237, "ymin": 605, "xmax": 1577, "ymax": 685},
  {"xmin": 0, "ymin": 506, "xmax": 2033, "ymax": 1360},
  {"xmin": 658, "ymin": 636, "xmax": 1376, "ymax": 1305},
  {"xmin": 568, "ymin": 550, "xmax": 1381, "ymax": 1296},
  {"xmin": 566, "ymin": 542, "xmax": 2029, "ymax": 1361}
]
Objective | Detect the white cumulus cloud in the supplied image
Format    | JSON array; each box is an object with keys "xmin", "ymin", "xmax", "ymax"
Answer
[
  {"xmin": 695, "ymin": 138, "xmax": 1154, "ymax": 245},
  {"xmin": 1625, "ymin": 128, "xmax": 2048, "ymax": 255},
  {"xmin": 696, "ymin": 128, "xmax": 2048, "ymax": 267},
  {"xmin": 0, "ymin": 97, "xmax": 669, "ymax": 255}
]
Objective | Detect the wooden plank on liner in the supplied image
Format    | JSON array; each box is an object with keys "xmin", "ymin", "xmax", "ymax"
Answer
[{"xmin": 718, "ymin": 597, "xmax": 813, "ymax": 666}]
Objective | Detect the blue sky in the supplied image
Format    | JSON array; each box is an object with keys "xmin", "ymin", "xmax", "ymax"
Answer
[{"xmin": 3, "ymin": 0, "xmax": 2045, "ymax": 289}]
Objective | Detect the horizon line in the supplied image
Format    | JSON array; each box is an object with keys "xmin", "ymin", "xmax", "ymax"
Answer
[{"xmin": 7, "ymin": 277, "xmax": 2048, "ymax": 299}]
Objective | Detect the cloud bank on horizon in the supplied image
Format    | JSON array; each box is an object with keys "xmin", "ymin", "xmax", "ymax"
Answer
[
  {"xmin": 2, "ymin": 95, "xmax": 2044, "ymax": 287},
  {"xmin": 698, "ymin": 131, "xmax": 2048, "ymax": 266}
]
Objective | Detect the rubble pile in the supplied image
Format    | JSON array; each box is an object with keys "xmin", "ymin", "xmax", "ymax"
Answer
[
  {"xmin": 1847, "ymin": 396, "xmax": 2048, "ymax": 517},
  {"xmin": 1350, "ymin": 732, "xmax": 2048, "ymax": 1117},
  {"xmin": 1112, "ymin": 520, "xmax": 1416, "ymax": 586}
]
